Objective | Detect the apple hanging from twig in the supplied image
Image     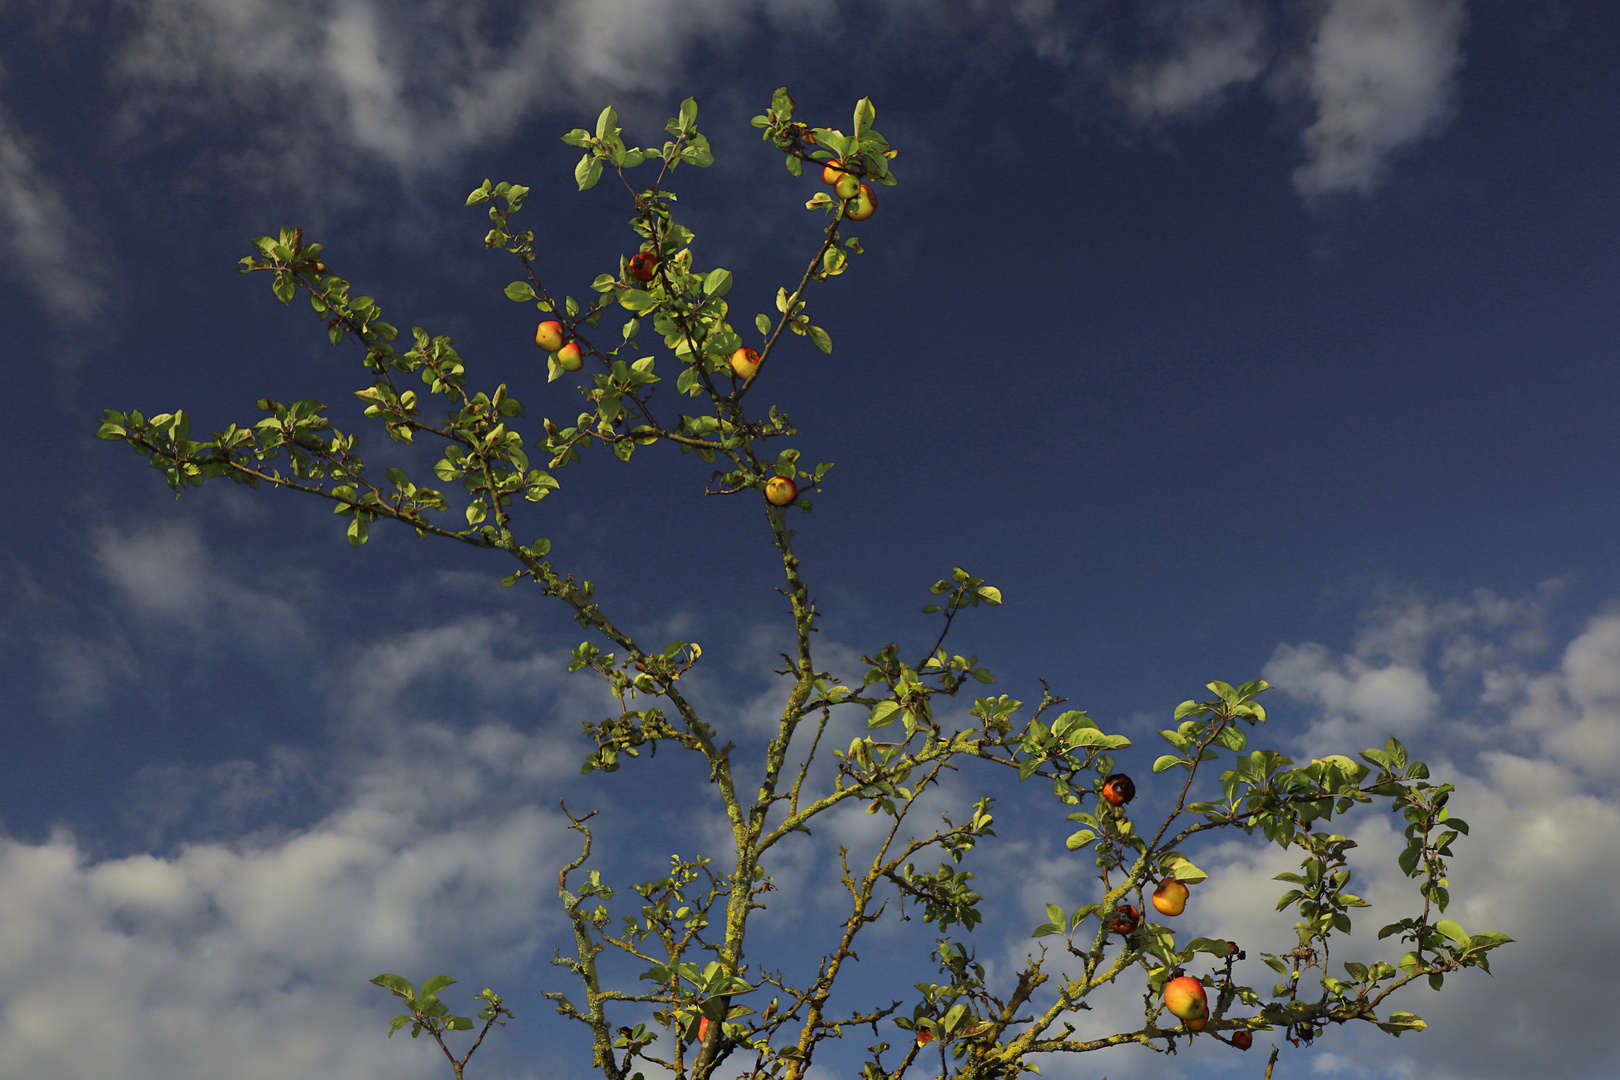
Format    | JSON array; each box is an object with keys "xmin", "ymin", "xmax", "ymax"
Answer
[{"xmin": 535, "ymin": 320, "xmax": 565, "ymax": 352}]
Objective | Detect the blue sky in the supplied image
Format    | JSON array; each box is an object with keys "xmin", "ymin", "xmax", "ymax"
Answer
[{"xmin": 1, "ymin": 1, "xmax": 1618, "ymax": 1078}]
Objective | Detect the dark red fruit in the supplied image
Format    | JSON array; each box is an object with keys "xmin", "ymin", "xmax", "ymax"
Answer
[
  {"xmin": 1109, "ymin": 904, "xmax": 1141, "ymax": 936},
  {"xmin": 1101, "ymin": 773, "xmax": 1136, "ymax": 807},
  {"xmin": 628, "ymin": 252, "xmax": 659, "ymax": 282},
  {"xmin": 1232, "ymin": 1030, "xmax": 1253, "ymax": 1051}
]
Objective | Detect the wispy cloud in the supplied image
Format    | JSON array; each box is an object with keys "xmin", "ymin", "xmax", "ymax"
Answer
[
  {"xmin": 1117, "ymin": 0, "xmax": 1270, "ymax": 123},
  {"xmin": 1290, "ymin": 0, "xmax": 1468, "ymax": 196},
  {"xmin": 0, "ymin": 100, "xmax": 107, "ymax": 321},
  {"xmin": 104, "ymin": 0, "xmax": 1469, "ymax": 204}
]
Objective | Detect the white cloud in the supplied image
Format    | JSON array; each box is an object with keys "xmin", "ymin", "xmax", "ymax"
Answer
[
  {"xmin": 112, "ymin": 0, "xmax": 831, "ymax": 180},
  {"xmin": 1119, "ymin": 0, "xmax": 1269, "ymax": 122},
  {"xmin": 0, "ymin": 101, "xmax": 106, "ymax": 320},
  {"xmin": 1501, "ymin": 611, "xmax": 1620, "ymax": 778},
  {"xmin": 0, "ymin": 720, "xmax": 575, "ymax": 1080},
  {"xmin": 1238, "ymin": 589, "xmax": 1620, "ymax": 1078},
  {"xmin": 92, "ymin": 519, "xmax": 307, "ymax": 643},
  {"xmin": 1291, "ymin": 0, "xmax": 1468, "ymax": 196}
]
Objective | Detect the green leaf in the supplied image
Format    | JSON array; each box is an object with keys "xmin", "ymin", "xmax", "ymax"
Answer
[
  {"xmin": 620, "ymin": 289, "xmax": 659, "ymax": 313},
  {"xmin": 1376, "ymin": 1012, "xmax": 1426, "ymax": 1036},
  {"xmin": 755, "ymin": 313, "xmax": 772, "ymax": 336},
  {"xmin": 853, "ymin": 97, "xmax": 876, "ymax": 137},
  {"xmin": 1064, "ymin": 829, "xmax": 1097, "ymax": 851},
  {"xmin": 704, "ymin": 269, "xmax": 733, "ymax": 298},
  {"xmin": 867, "ymin": 701, "xmax": 901, "ymax": 729},
  {"xmin": 371, "ymin": 973, "xmax": 415, "ymax": 998},
  {"xmin": 420, "ymin": 975, "xmax": 456, "ymax": 998},
  {"xmin": 504, "ymin": 281, "xmax": 536, "ymax": 302},
  {"xmin": 1152, "ymin": 755, "xmax": 1184, "ymax": 774},
  {"xmin": 575, "ymin": 155, "xmax": 603, "ymax": 191},
  {"xmin": 1435, "ymin": 919, "xmax": 1468, "ymax": 946},
  {"xmin": 975, "ymin": 585, "xmax": 1002, "ymax": 605},
  {"xmin": 808, "ymin": 325, "xmax": 832, "ymax": 354}
]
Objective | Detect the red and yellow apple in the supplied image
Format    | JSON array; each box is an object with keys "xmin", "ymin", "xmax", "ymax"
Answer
[
  {"xmin": 821, "ymin": 162, "xmax": 848, "ymax": 186},
  {"xmin": 535, "ymin": 320, "xmax": 565, "ymax": 352},
  {"xmin": 1101, "ymin": 773, "xmax": 1135, "ymax": 807},
  {"xmin": 1185, "ymin": 1016, "xmax": 1208, "ymax": 1032},
  {"xmin": 764, "ymin": 476, "xmax": 798, "ymax": 506},
  {"xmin": 731, "ymin": 347, "xmax": 761, "ymax": 380},
  {"xmin": 555, "ymin": 341, "xmax": 584, "ymax": 372},
  {"xmin": 697, "ymin": 1016, "xmax": 710, "ymax": 1043},
  {"xmin": 1162, "ymin": 976, "xmax": 1208, "ymax": 1022},
  {"xmin": 916, "ymin": 1030, "xmax": 933, "ymax": 1046},
  {"xmin": 628, "ymin": 252, "xmax": 659, "ymax": 282},
  {"xmin": 1152, "ymin": 877, "xmax": 1188, "ymax": 917},
  {"xmin": 1231, "ymin": 1030, "xmax": 1253, "ymax": 1051},
  {"xmin": 1109, "ymin": 904, "xmax": 1141, "ymax": 936},
  {"xmin": 846, "ymin": 184, "xmax": 877, "ymax": 221}
]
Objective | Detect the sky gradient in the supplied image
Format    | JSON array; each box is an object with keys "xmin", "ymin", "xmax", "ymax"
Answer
[{"xmin": 1, "ymin": 2, "xmax": 1618, "ymax": 1079}]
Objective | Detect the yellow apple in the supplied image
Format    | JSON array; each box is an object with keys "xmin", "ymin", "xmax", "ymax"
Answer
[
  {"xmin": 556, "ymin": 342, "xmax": 583, "ymax": 372},
  {"xmin": 1163, "ymin": 976, "xmax": 1207, "ymax": 1022},
  {"xmin": 764, "ymin": 476, "xmax": 797, "ymax": 506},
  {"xmin": 535, "ymin": 320, "xmax": 565, "ymax": 352},
  {"xmin": 1152, "ymin": 877, "xmax": 1188, "ymax": 917},
  {"xmin": 731, "ymin": 347, "xmax": 761, "ymax": 380},
  {"xmin": 846, "ymin": 184, "xmax": 877, "ymax": 221},
  {"xmin": 821, "ymin": 162, "xmax": 848, "ymax": 186},
  {"xmin": 833, "ymin": 171, "xmax": 861, "ymax": 200}
]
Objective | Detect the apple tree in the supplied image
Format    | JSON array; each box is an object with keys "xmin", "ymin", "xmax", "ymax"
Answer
[{"xmin": 96, "ymin": 88, "xmax": 1510, "ymax": 1080}]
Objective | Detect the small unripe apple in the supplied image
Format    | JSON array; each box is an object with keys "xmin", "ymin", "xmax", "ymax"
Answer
[
  {"xmin": 1101, "ymin": 773, "xmax": 1136, "ymax": 807},
  {"xmin": 1162, "ymin": 976, "xmax": 1208, "ymax": 1022},
  {"xmin": 556, "ymin": 342, "xmax": 583, "ymax": 372},
  {"xmin": 846, "ymin": 184, "xmax": 877, "ymax": 221},
  {"xmin": 731, "ymin": 347, "xmax": 761, "ymax": 380},
  {"xmin": 833, "ymin": 171, "xmax": 862, "ymax": 200},
  {"xmin": 535, "ymin": 320, "xmax": 565, "ymax": 352},
  {"xmin": 1152, "ymin": 877, "xmax": 1189, "ymax": 917},
  {"xmin": 765, "ymin": 476, "xmax": 798, "ymax": 506},
  {"xmin": 1231, "ymin": 1030, "xmax": 1253, "ymax": 1050},
  {"xmin": 1109, "ymin": 904, "xmax": 1141, "ymax": 936},
  {"xmin": 628, "ymin": 252, "xmax": 659, "ymax": 282}
]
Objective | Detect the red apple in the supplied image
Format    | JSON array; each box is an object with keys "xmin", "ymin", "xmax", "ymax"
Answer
[
  {"xmin": 764, "ymin": 476, "xmax": 797, "ymax": 506},
  {"xmin": 628, "ymin": 252, "xmax": 659, "ymax": 282},
  {"xmin": 1151, "ymin": 877, "xmax": 1188, "ymax": 917},
  {"xmin": 697, "ymin": 1016, "xmax": 710, "ymax": 1043},
  {"xmin": 1109, "ymin": 904, "xmax": 1141, "ymax": 936},
  {"xmin": 535, "ymin": 320, "xmax": 564, "ymax": 352},
  {"xmin": 1163, "ymin": 976, "xmax": 1208, "ymax": 1022},
  {"xmin": 916, "ymin": 1030, "xmax": 933, "ymax": 1046},
  {"xmin": 1101, "ymin": 773, "xmax": 1135, "ymax": 807},
  {"xmin": 555, "ymin": 342, "xmax": 584, "ymax": 372},
  {"xmin": 731, "ymin": 347, "xmax": 761, "ymax": 380},
  {"xmin": 1185, "ymin": 1016, "xmax": 1208, "ymax": 1032},
  {"xmin": 1231, "ymin": 1030, "xmax": 1253, "ymax": 1050},
  {"xmin": 845, "ymin": 184, "xmax": 877, "ymax": 221}
]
